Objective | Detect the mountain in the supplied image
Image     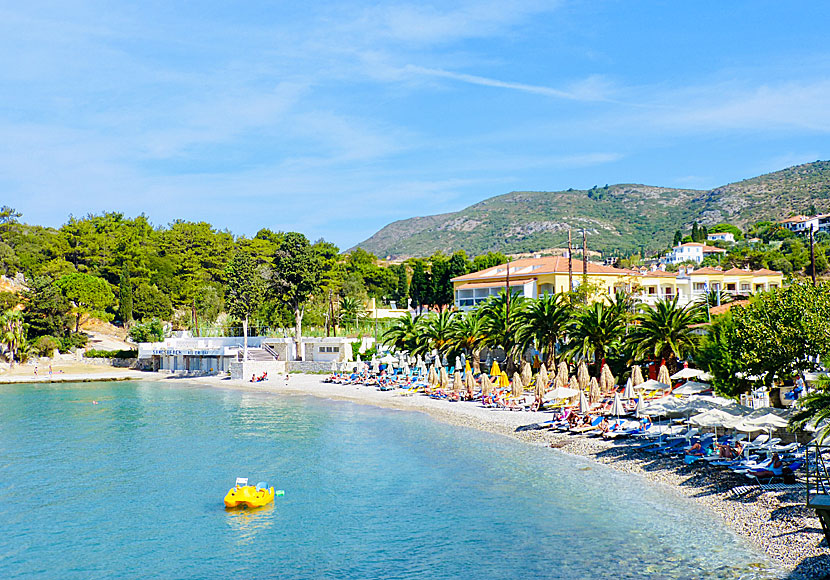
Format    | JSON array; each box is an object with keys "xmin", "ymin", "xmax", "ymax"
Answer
[{"xmin": 354, "ymin": 161, "xmax": 830, "ymax": 259}]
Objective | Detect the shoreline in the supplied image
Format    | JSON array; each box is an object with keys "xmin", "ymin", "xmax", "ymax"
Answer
[{"xmin": 9, "ymin": 371, "xmax": 828, "ymax": 578}]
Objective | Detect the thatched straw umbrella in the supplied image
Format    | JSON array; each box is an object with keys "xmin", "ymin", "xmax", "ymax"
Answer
[
  {"xmin": 589, "ymin": 376, "xmax": 601, "ymax": 403},
  {"xmin": 534, "ymin": 372, "xmax": 546, "ymax": 397},
  {"xmin": 440, "ymin": 367, "xmax": 449, "ymax": 389},
  {"xmin": 521, "ymin": 360, "xmax": 532, "ymax": 386},
  {"xmin": 537, "ymin": 364, "xmax": 549, "ymax": 393},
  {"xmin": 452, "ymin": 371, "xmax": 463, "ymax": 392},
  {"xmin": 427, "ymin": 366, "xmax": 437, "ymax": 386},
  {"xmin": 577, "ymin": 361, "xmax": 590, "ymax": 391},
  {"xmin": 481, "ymin": 374, "xmax": 493, "ymax": 396},
  {"xmin": 511, "ymin": 372, "xmax": 523, "ymax": 397},
  {"xmin": 557, "ymin": 362, "xmax": 569, "ymax": 385},
  {"xmin": 631, "ymin": 365, "xmax": 644, "ymax": 387},
  {"xmin": 601, "ymin": 363, "xmax": 616, "ymax": 392},
  {"xmin": 657, "ymin": 363, "xmax": 671, "ymax": 386},
  {"xmin": 567, "ymin": 375, "xmax": 580, "ymax": 406},
  {"xmin": 465, "ymin": 371, "xmax": 476, "ymax": 396},
  {"xmin": 598, "ymin": 370, "xmax": 609, "ymax": 394}
]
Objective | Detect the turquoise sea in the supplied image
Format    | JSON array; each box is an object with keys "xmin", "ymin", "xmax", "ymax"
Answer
[{"xmin": 0, "ymin": 381, "xmax": 780, "ymax": 579}]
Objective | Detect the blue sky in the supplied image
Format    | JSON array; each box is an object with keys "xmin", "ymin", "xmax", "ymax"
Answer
[{"xmin": 2, "ymin": 1, "xmax": 830, "ymax": 249}]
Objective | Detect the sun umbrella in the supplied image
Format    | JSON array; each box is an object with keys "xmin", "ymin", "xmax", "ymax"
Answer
[
  {"xmin": 636, "ymin": 379, "xmax": 669, "ymax": 392},
  {"xmin": 673, "ymin": 381, "xmax": 710, "ymax": 396},
  {"xmin": 379, "ymin": 354, "xmax": 397, "ymax": 364},
  {"xmin": 603, "ymin": 366, "xmax": 616, "ymax": 392},
  {"xmin": 452, "ymin": 371, "xmax": 463, "ymax": 392},
  {"xmin": 635, "ymin": 394, "xmax": 645, "ymax": 418},
  {"xmin": 511, "ymin": 372, "xmax": 524, "ymax": 397},
  {"xmin": 465, "ymin": 371, "xmax": 476, "ymax": 393},
  {"xmin": 578, "ymin": 390, "xmax": 590, "ymax": 415},
  {"xmin": 557, "ymin": 361, "xmax": 569, "ymax": 385},
  {"xmin": 464, "ymin": 360, "xmax": 472, "ymax": 377},
  {"xmin": 622, "ymin": 377, "xmax": 635, "ymax": 400},
  {"xmin": 631, "ymin": 365, "xmax": 644, "ymax": 387},
  {"xmin": 534, "ymin": 375, "xmax": 546, "ymax": 398},
  {"xmin": 743, "ymin": 412, "xmax": 790, "ymax": 431},
  {"xmin": 330, "ymin": 360, "xmax": 338, "ymax": 371},
  {"xmin": 440, "ymin": 367, "xmax": 449, "ymax": 389},
  {"xmin": 657, "ymin": 364, "xmax": 671, "ymax": 386},
  {"xmin": 670, "ymin": 367, "xmax": 707, "ymax": 380},
  {"xmin": 598, "ymin": 370, "xmax": 608, "ymax": 393},
  {"xmin": 427, "ymin": 365, "xmax": 437, "ymax": 385},
  {"xmin": 521, "ymin": 361, "xmax": 532, "ymax": 386},
  {"xmin": 481, "ymin": 374, "xmax": 492, "ymax": 396},
  {"xmin": 589, "ymin": 377, "xmax": 601, "ymax": 403},
  {"xmin": 491, "ymin": 360, "xmax": 501, "ymax": 377},
  {"xmin": 537, "ymin": 364, "xmax": 549, "ymax": 392},
  {"xmin": 577, "ymin": 361, "xmax": 590, "ymax": 391},
  {"xmin": 690, "ymin": 409, "xmax": 744, "ymax": 430},
  {"xmin": 499, "ymin": 371, "xmax": 510, "ymax": 389},
  {"xmin": 402, "ymin": 363, "xmax": 411, "ymax": 376},
  {"xmin": 609, "ymin": 392, "xmax": 625, "ymax": 418},
  {"xmin": 544, "ymin": 386, "xmax": 579, "ymax": 402}
]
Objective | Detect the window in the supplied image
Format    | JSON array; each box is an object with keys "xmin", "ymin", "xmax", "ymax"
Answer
[
  {"xmin": 740, "ymin": 283, "xmax": 750, "ymax": 291},
  {"xmin": 726, "ymin": 283, "xmax": 736, "ymax": 291},
  {"xmin": 319, "ymin": 346, "xmax": 340, "ymax": 353},
  {"xmin": 769, "ymin": 283, "xmax": 779, "ymax": 289},
  {"xmin": 647, "ymin": 287, "xmax": 657, "ymax": 295},
  {"xmin": 664, "ymin": 287, "xmax": 673, "ymax": 295},
  {"xmin": 693, "ymin": 282, "xmax": 706, "ymax": 292},
  {"xmin": 755, "ymin": 284, "xmax": 765, "ymax": 292},
  {"xmin": 539, "ymin": 283, "xmax": 554, "ymax": 296}
]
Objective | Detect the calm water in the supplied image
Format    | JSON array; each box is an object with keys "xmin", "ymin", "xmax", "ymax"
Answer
[{"xmin": 0, "ymin": 381, "xmax": 780, "ymax": 579}]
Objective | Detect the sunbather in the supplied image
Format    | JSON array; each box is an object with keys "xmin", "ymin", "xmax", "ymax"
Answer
[{"xmin": 748, "ymin": 453, "xmax": 783, "ymax": 479}]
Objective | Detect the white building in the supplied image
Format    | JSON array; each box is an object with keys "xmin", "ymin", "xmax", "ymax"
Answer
[
  {"xmin": 707, "ymin": 232, "xmax": 735, "ymax": 243},
  {"xmin": 779, "ymin": 214, "xmax": 830, "ymax": 233},
  {"xmin": 137, "ymin": 335, "xmax": 358, "ymax": 373},
  {"xmin": 664, "ymin": 242, "xmax": 727, "ymax": 265}
]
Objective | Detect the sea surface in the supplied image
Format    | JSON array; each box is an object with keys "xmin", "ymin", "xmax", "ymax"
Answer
[{"xmin": 0, "ymin": 381, "xmax": 781, "ymax": 579}]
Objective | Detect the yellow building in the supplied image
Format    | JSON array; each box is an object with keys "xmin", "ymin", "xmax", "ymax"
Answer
[{"xmin": 451, "ymin": 257, "xmax": 784, "ymax": 310}]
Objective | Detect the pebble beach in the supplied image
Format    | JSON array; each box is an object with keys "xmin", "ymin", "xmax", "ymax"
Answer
[{"xmin": 177, "ymin": 372, "xmax": 829, "ymax": 579}]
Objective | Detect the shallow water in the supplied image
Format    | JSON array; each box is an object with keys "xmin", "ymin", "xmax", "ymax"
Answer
[{"xmin": 0, "ymin": 381, "xmax": 780, "ymax": 579}]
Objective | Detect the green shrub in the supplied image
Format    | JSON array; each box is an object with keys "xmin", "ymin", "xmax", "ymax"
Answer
[
  {"xmin": 31, "ymin": 335, "xmax": 59, "ymax": 357},
  {"xmin": 59, "ymin": 333, "xmax": 89, "ymax": 353},
  {"xmin": 128, "ymin": 318, "xmax": 165, "ymax": 343},
  {"xmin": 84, "ymin": 349, "xmax": 137, "ymax": 359}
]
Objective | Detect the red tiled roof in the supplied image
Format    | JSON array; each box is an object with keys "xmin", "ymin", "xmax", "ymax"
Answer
[
  {"xmin": 451, "ymin": 256, "xmax": 634, "ymax": 282},
  {"xmin": 455, "ymin": 279, "xmax": 533, "ymax": 290}
]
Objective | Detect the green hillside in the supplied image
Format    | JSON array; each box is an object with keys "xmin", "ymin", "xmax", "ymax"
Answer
[{"xmin": 355, "ymin": 160, "xmax": 830, "ymax": 258}]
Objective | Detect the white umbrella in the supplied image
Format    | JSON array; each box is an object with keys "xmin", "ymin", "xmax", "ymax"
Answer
[
  {"xmin": 671, "ymin": 368, "xmax": 707, "ymax": 380},
  {"xmin": 544, "ymin": 386, "xmax": 579, "ymax": 402},
  {"xmin": 636, "ymin": 379, "xmax": 669, "ymax": 392},
  {"xmin": 673, "ymin": 381, "xmax": 711, "ymax": 395},
  {"xmin": 741, "ymin": 413, "xmax": 790, "ymax": 431},
  {"xmin": 622, "ymin": 377, "xmax": 635, "ymax": 400},
  {"xmin": 330, "ymin": 361, "xmax": 338, "ymax": 371},
  {"xmin": 690, "ymin": 409, "xmax": 744, "ymax": 429},
  {"xmin": 635, "ymin": 394, "xmax": 645, "ymax": 418},
  {"xmin": 578, "ymin": 390, "xmax": 590, "ymax": 415},
  {"xmin": 379, "ymin": 354, "xmax": 397, "ymax": 364},
  {"xmin": 609, "ymin": 392, "xmax": 625, "ymax": 418}
]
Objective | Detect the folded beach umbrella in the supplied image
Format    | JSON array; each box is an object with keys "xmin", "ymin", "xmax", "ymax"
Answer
[
  {"xmin": 511, "ymin": 372, "xmax": 524, "ymax": 397},
  {"xmin": 657, "ymin": 364, "xmax": 671, "ymax": 386},
  {"xmin": 589, "ymin": 377, "xmax": 601, "ymax": 403},
  {"xmin": 568, "ymin": 376, "xmax": 580, "ymax": 405},
  {"xmin": 521, "ymin": 360, "xmax": 532, "ymax": 386},
  {"xmin": 499, "ymin": 371, "xmax": 510, "ymax": 389},
  {"xmin": 464, "ymin": 359, "xmax": 472, "ymax": 377},
  {"xmin": 465, "ymin": 371, "xmax": 476, "ymax": 393},
  {"xmin": 622, "ymin": 377, "xmax": 635, "ymax": 400},
  {"xmin": 440, "ymin": 367, "xmax": 449, "ymax": 389},
  {"xmin": 577, "ymin": 361, "xmax": 590, "ymax": 391},
  {"xmin": 427, "ymin": 365, "xmax": 437, "ymax": 385},
  {"xmin": 491, "ymin": 360, "xmax": 501, "ymax": 377},
  {"xmin": 452, "ymin": 371, "xmax": 463, "ymax": 392},
  {"xmin": 578, "ymin": 390, "xmax": 590, "ymax": 415},
  {"xmin": 598, "ymin": 370, "xmax": 608, "ymax": 394},
  {"xmin": 635, "ymin": 394, "xmax": 645, "ymax": 418},
  {"xmin": 557, "ymin": 361, "xmax": 569, "ymax": 385},
  {"xmin": 631, "ymin": 365, "xmax": 644, "ymax": 387},
  {"xmin": 481, "ymin": 374, "xmax": 492, "ymax": 396},
  {"xmin": 610, "ymin": 392, "xmax": 625, "ymax": 418},
  {"xmin": 330, "ymin": 361, "xmax": 338, "ymax": 371},
  {"xmin": 534, "ymin": 375, "xmax": 546, "ymax": 398},
  {"xmin": 602, "ymin": 365, "xmax": 616, "ymax": 392},
  {"xmin": 537, "ymin": 363, "xmax": 549, "ymax": 392}
]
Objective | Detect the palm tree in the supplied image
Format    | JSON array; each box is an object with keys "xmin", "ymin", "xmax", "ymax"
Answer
[
  {"xmin": 568, "ymin": 301, "xmax": 625, "ymax": 372},
  {"xmin": 1, "ymin": 310, "xmax": 25, "ymax": 367},
  {"xmin": 479, "ymin": 290, "xmax": 527, "ymax": 374},
  {"xmin": 381, "ymin": 312, "xmax": 421, "ymax": 353},
  {"xmin": 790, "ymin": 375, "xmax": 830, "ymax": 442},
  {"xmin": 448, "ymin": 311, "xmax": 487, "ymax": 373},
  {"xmin": 516, "ymin": 292, "xmax": 571, "ymax": 369},
  {"xmin": 629, "ymin": 296, "xmax": 703, "ymax": 373},
  {"xmin": 696, "ymin": 289, "xmax": 733, "ymax": 308},
  {"xmin": 423, "ymin": 309, "xmax": 456, "ymax": 360},
  {"xmin": 338, "ymin": 296, "xmax": 366, "ymax": 331}
]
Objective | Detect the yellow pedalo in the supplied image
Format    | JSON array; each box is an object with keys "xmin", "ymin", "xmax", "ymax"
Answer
[{"xmin": 224, "ymin": 477, "xmax": 275, "ymax": 508}]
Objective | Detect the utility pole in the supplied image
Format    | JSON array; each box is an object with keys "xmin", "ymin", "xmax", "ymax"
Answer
[
  {"xmin": 810, "ymin": 225, "xmax": 817, "ymax": 285},
  {"xmin": 568, "ymin": 229, "xmax": 573, "ymax": 292},
  {"xmin": 582, "ymin": 229, "xmax": 588, "ymax": 285}
]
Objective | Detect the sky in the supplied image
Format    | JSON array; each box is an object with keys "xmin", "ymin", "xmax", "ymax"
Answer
[{"xmin": 2, "ymin": 1, "xmax": 830, "ymax": 249}]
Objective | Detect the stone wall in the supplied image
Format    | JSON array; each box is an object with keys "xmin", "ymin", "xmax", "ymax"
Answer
[
  {"xmin": 78, "ymin": 357, "xmax": 139, "ymax": 368},
  {"xmin": 229, "ymin": 360, "xmax": 286, "ymax": 381},
  {"xmin": 286, "ymin": 360, "xmax": 335, "ymax": 374}
]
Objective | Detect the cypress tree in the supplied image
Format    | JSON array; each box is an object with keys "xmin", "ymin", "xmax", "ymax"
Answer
[{"xmin": 119, "ymin": 265, "xmax": 133, "ymax": 326}]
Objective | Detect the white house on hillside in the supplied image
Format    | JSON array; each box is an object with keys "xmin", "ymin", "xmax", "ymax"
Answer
[
  {"xmin": 707, "ymin": 232, "xmax": 735, "ymax": 243},
  {"xmin": 665, "ymin": 242, "xmax": 727, "ymax": 265}
]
